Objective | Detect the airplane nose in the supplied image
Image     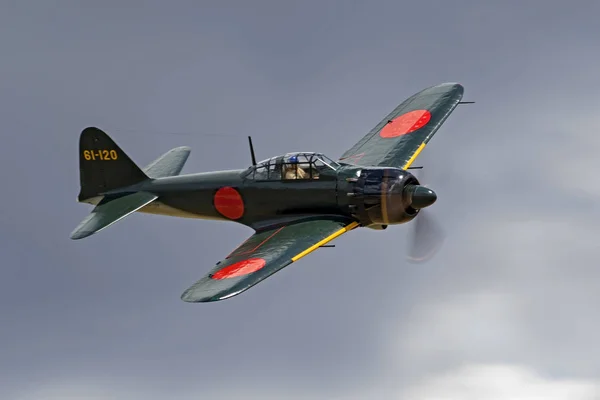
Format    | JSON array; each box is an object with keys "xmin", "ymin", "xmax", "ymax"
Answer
[{"xmin": 404, "ymin": 185, "xmax": 437, "ymax": 209}]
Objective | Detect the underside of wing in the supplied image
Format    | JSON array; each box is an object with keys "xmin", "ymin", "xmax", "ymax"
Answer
[
  {"xmin": 339, "ymin": 82, "xmax": 464, "ymax": 169},
  {"xmin": 181, "ymin": 218, "xmax": 359, "ymax": 303}
]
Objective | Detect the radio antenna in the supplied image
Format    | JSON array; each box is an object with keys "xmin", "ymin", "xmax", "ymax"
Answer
[{"xmin": 248, "ymin": 136, "xmax": 257, "ymax": 166}]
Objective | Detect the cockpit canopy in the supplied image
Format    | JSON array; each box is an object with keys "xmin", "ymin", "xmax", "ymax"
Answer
[{"xmin": 245, "ymin": 152, "xmax": 341, "ymax": 181}]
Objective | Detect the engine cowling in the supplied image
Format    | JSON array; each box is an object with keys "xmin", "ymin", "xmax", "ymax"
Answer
[{"xmin": 347, "ymin": 168, "xmax": 437, "ymax": 227}]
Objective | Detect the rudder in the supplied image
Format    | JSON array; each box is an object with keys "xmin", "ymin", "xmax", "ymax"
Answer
[{"xmin": 78, "ymin": 127, "xmax": 149, "ymax": 202}]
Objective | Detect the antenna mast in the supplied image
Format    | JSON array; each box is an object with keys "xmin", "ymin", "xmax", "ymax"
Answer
[{"xmin": 248, "ymin": 136, "xmax": 257, "ymax": 166}]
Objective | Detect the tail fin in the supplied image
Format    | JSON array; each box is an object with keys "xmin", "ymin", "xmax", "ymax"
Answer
[{"xmin": 77, "ymin": 127, "xmax": 149, "ymax": 202}]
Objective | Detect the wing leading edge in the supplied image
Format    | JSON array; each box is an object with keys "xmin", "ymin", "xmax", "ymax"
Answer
[
  {"xmin": 181, "ymin": 218, "xmax": 359, "ymax": 302},
  {"xmin": 339, "ymin": 82, "xmax": 464, "ymax": 169}
]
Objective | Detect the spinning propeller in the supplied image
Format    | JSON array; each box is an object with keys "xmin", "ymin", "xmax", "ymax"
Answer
[{"xmin": 405, "ymin": 167, "xmax": 445, "ymax": 263}]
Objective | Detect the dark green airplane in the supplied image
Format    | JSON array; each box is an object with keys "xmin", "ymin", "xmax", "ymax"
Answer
[{"xmin": 71, "ymin": 82, "xmax": 467, "ymax": 302}]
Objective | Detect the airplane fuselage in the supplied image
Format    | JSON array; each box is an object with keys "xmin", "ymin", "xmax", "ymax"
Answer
[
  {"xmin": 132, "ymin": 167, "xmax": 356, "ymax": 229},
  {"xmin": 117, "ymin": 163, "xmax": 434, "ymax": 231}
]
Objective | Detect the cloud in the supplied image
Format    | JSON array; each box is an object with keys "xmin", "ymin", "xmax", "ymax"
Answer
[
  {"xmin": 11, "ymin": 378, "xmax": 382, "ymax": 400},
  {"xmin": 13, "ymin": 364, "xmax": 600, "ymax": 400},
  {"xmin": 402, "ymin": 364, "xmax": 600, "ymax": 400},
  {"xmin": 397, "ymin": 290, "xmax": 524, "ymax": 364},
  {"xmin": 386, "ymin": 207, "xmax": 600, "ymax": 375}
]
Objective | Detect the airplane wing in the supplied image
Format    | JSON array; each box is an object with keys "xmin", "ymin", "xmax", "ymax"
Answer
[
  {"xmin": 339, "ymin": 82, "xmax": 464, "ymax": 169},
  {"xmin": 181, "ymin": 218, "xmax": 359, "ymax": 302}
]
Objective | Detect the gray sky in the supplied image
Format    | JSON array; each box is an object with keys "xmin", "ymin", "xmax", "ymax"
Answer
[{"xmin": 2, "ymin": 1, "xmax": 600, "ymax": 399}]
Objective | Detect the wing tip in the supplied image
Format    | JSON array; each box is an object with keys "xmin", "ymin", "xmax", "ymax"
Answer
[
  {"xmin": 180, "ymin": 288, "xmax": 242, "ymax": 303},
  {"xmin": 430, "ymin": 82, "xmax": 464, "ymax": 95},
  {"xmin": 70, "ymin": 230, "xmax": 93, "ymax": 240}
]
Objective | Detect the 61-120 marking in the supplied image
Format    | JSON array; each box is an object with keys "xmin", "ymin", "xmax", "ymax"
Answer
[{"xmin": 83, "ymin": 149, "xmax": 118, "ymax": 161}]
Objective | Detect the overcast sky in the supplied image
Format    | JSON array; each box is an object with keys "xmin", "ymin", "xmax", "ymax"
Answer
[{"xmin": 2, "ymin": 1, "xmax": 600, "ymax": 399}]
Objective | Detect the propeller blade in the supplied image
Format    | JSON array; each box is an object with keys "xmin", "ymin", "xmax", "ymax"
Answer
[
  {"xmin": 406, "ymin": 166, "xmax": 445, "ymax": 263},
  {"xmin": 407, "ymin": 209, "xmax": 445, "ymax": 263}
]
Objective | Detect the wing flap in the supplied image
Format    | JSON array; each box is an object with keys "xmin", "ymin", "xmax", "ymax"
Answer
[
  {"xmin": 181, "ymin": 218, "xmax": 359, "ymax": 302},
  {"xmin": 70, "ymin": 191, "xmax": 158, "ymax": 240},
  {"xmin": 339, "ymin": 82, "xmax": 464, "ymax": 169}
]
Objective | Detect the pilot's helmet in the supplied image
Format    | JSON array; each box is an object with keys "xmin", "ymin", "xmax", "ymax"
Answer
[{"xmin": 288, "ymin": 155, "xmax": 299, "ymax": 164}]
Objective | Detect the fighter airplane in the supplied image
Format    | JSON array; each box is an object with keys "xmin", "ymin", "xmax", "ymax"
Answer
[{"xmin": 71, "ymin": 82, "xmax": 467, "ymax": 302}]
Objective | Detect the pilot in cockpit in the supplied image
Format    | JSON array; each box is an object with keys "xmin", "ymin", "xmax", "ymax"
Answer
[{"xmin": 285, "ymin": 155, "xmax": 307, "ymax": 179}]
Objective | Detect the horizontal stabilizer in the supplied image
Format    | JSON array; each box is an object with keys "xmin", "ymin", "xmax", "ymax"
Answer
[
  {"xmin": 143, "ymin": 146, "xmax": 191, "ymax": 178},
  {"xmin": 70, "ymin": 191, "xmax": 158, "ymax": 240}
]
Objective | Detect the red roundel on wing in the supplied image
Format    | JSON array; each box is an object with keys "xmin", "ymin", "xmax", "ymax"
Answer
[
  {"xmin": 380, "ymin": 109, "xmax": 431, "ymax": 138},
  {"xmin": 211, "ymin": 258, "xmax": 267, "ymax": 279},
  {"xmin": 214, "ymin": 187, "xmax": 244, "ymax": 219}
]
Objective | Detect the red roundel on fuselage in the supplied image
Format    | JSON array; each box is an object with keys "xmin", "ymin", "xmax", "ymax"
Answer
[
  {"xmin": 211, "ymin": 258, "xmax": 267, "ymax": 279},
  {"xmin": 379, "ymin": 109, "xmax": 431, "ymax": 138},
  {"xmin": 214, "ymin": 186, "xmax": 244, "ymax": 220}
]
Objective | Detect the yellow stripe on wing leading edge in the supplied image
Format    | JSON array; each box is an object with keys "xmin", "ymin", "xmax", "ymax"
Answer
[
  {"xmin": 291, "ymin": 221, "xmax": 360, "ymax": 262},
  {"xmin": 402, "ymin": 142, "xmax": 426, "ymax": 170}
]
